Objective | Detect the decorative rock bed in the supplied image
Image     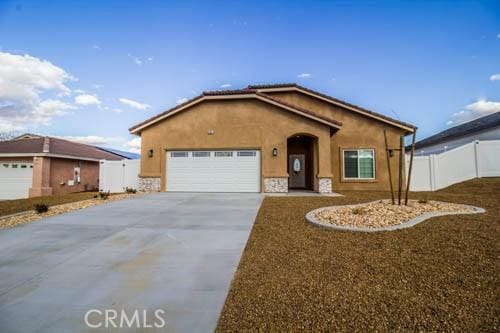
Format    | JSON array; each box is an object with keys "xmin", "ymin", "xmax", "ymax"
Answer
[
  {"xmin": 0, "ymin": 193, "xmax": 137, "ymax": 230},
  {"xmin": 306, "ymin": 199, "xmax": 485, "ymax": 232}
]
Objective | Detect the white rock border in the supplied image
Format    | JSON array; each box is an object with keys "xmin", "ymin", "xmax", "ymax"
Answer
[{"xmin": 305, "ymin": 200, "xmax": 486, "ymax": 232}]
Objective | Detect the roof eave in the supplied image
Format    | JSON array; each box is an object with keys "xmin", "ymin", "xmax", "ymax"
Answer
[
  {"xmin": 129, "ymin": 92, "xmax": 342, "ymax": 134},
  {"xmin": 252, "ymin": 85, "xmax": 416, "ymax": 133}
]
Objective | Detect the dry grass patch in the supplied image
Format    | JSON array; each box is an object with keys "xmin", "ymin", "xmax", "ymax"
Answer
[
  {"xmin": 0, "ymin": 193, "xmax": 135, "ymax": 229},
  {"xmin": 217, "ymin": 178, "xmax": 500, "ymax": 332},
  {"xmin": 0, "ymin": 191, "xmax": 100, "ymax": 217}
]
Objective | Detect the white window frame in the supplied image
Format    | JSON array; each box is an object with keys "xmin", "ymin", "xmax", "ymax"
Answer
[{"xmin": 342, "ymin": 149, "xmax": 375, "ymax": 180}]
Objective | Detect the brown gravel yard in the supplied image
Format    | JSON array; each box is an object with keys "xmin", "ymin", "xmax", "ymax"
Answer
[{"xmin": 217, "ymin": 178, "xmax": 500, "ymax": 332}]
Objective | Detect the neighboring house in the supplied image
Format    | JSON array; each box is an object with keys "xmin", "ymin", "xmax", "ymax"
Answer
[
  {"xmin": 410, "ymin": 111, "xmax": 500, "ymax": 155},
  {"xmin": 97, "ymin": 147, "xmax": 140, "ymax": 160},
  {"xmin": 0, "ymin": 135, "xmax": 125, "ymax": 199},
  {"xmin": 130, "ymin": 84, "xmax": 416, "ymax": 193},
  {"xmin": 130, "ymin": 83, "xmax": 416, "ymax": 193}
]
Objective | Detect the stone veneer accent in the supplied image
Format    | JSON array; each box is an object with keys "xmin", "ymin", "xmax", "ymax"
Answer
[
  {"xmin": 318, "ymin": 178, "xmax": 332, "ymax": 194},
  {"xmin": 139, "ymin": 177, "xmax": 161, "ymax": 192},
  {"xmin": 264, "ymin": 177, "xmax": 288, "ymax": 193}
]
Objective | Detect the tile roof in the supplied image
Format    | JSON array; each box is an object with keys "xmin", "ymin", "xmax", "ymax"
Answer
[
  {"xmin": 0, "ymin": 136, "xmax": 123, "ymax": 160},
  {"xmin": 129, "ymin": 89, "xmax": 342, "ymax": 132},
  {"xmin": 129, "ymin": 83, "xmax": 416, "ymax": 133},
  {"xmin": 248, "ymin": 83, "xmax": 416, "ymax": 131},
  {"xmin": 412, "ymin": 111, "xmax": 500, "ymax": 150}
]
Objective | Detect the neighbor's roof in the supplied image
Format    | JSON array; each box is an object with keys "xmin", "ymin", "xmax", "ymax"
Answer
[
  {"xmin": 129, "ymin": 89, "xmax": 343, "ymax": 133},
  {"xmin": 129, "ymin": 83, "xmax": 415, "ymax": 134},
  {"xmin": 97, "ymin": 147, "xmax": 140, "ymax": 159},
  {"xmin": 0, "ymin": 136, "xmax": 123, "ymax": 161},
  {"xmin": 412, "ymin": 111, "xmax": 500, "ymax": 150}
]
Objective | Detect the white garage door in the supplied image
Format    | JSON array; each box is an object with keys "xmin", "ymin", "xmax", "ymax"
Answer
[
  {"xmin": 166, "ymin": 150, "xmax": 260, "ymax": 192},
  {"xmin": 0, "ymin": 162, "xmax": 33, "ymax": 200}
]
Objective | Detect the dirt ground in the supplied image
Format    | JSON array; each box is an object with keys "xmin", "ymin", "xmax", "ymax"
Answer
[{"xmin": 217, "ymin": 178, "xmax": 500, "ymax": 332}]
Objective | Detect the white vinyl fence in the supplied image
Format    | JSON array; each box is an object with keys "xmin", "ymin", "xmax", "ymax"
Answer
[
  {"xmin": 99, "ymin": 159, "xmax": 140, "ymax": 193},
  {"xmin": 407, "ymin": 140, "xmax": 500, "ymax": 191}
]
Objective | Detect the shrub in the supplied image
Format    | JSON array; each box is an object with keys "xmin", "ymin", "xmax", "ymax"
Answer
[
  {"xmin": 125, "ymin": 187, "xmax": 137, "ymax": 194},
  {"xmin": 418, "ymin": 195, "xmax": 430, "ymax": 204},
  {"xmin": 99, "ymin": 191, "xmax": 110, "ymax": 200},
  {"xmin": 34, "ymin": 203, "xmax": 49, "ymax": 214},
  {"xmin": 351, "ymin": 207, "xmax": 366, "ymax": 215}
]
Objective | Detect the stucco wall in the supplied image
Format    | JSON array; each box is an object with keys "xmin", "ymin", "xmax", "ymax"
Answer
[
  {"xmin": 139, "ymin": 98, "xmax": 333, "ymax": 191},
  {"xmin": 268, "ymin": 91, "xmax": 408, "ymax": 191},
  {"xmin": 49, "ymin": 158, "xmax": 99, "ymax": 194},
  {"xmin": 138, "ymin": 93, "xmax": 411, "ymax": 192}
]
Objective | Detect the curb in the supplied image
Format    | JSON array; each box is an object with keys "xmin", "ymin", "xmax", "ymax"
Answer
[{"xmin": 305, "ymin": 200, "xmax": 486, "ymax": 233}]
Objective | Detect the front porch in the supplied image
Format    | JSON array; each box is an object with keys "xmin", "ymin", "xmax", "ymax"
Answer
[{"xmin": 263, "ymin": 132, "xmax": 334, "ymax": 194}]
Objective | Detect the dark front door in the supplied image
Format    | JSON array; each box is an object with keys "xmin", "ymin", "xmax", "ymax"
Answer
[{"xmin": 289, "ymin": 154, "xmax": 306, "ymax": 188}]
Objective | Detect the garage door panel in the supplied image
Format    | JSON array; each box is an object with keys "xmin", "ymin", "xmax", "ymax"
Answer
[
  {"xmin": 167, "ymin": 150, "xmax": 260, "ymax": 192},
  {"xmin": 0, "ymin": 163, "xmax": 33, "ymax": 200}
]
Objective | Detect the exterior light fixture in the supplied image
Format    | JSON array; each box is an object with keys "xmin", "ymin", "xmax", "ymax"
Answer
[
  {"xmin": 148, "ymin": 149, "xmax": 154, "ymax": 158},
  {"xmin": 272, "ymin": 148, "xmax": 278, "ymax": 156},
  {"xmin": 389, "ymin": 149, "xmax": 394, "ymax": 157}
]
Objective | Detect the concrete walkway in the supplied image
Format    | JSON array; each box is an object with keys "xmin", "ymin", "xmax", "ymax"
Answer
[{"xmin": 0, "ymin": 193, "xmax": 262, "ymax": 332}]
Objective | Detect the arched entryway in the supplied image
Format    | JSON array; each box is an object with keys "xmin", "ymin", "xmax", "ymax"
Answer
[{"xmin": 287, "ymin": 134, "xmax": 317, "ymax": 191}]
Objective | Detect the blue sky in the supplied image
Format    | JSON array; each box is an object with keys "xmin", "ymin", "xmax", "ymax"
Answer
[{"xmin": 0, "ymin": 0, "xmax": 499, "ymax": 151}]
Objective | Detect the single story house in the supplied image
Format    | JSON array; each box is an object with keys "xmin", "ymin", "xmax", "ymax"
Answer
[
  {"xmin": 411, "ymin": 111, "xmax": 500, "ymax": 155},
  {"xmin": 0, "ymin": 134, "xmax": 125, "ymax": 199},
  {"xmin": 129, "ymin": 83, "xmax": 416, "ymax": 193}
]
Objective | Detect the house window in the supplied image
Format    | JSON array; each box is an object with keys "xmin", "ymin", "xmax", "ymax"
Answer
[
  {"xmin": 171, "ymin": 151, "xmax": 188, "ymax": 158},
  {"xmin": 214, "ymin": 151, "xmax": 233, "ymax": 157},
  {"xmin": 343, "ymin": 149, "xmax": 375, "ymax": 179},
  {"xmin": 193, "ymin": 151, "xmax": 210, "ymax": 158},
  {"xmin": 237, "ymin": 151, "xmax": 256, "ymax": 157}
]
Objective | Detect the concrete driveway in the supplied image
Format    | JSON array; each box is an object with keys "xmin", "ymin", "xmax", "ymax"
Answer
[{"xmin": 0, "ymin": 192, "xmax": 262, "ymax": 332}]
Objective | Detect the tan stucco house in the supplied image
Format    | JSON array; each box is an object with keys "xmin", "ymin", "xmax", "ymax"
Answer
[{"xmin": 129, "ymin": 83, "xmax": 416, "ymax": 193}]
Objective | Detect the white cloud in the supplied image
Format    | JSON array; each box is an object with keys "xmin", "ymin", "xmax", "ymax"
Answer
[
  {"xmin": 297, "ymin": 73, "xmax": 311, "ymax": 78},
  {"xmin": 447, "ymin": 99, "xmax": 500, "ymax": 125},
  {"xmin": 490, "ymin": 74, "xmax": 500, "ymax": 81},
  {"xmin": 91, "ymin": 83, "xmax": 103, "ymax": 89},
  {"xmin": 124, "ymin": 137, "xmax": 141, "ymax": 153},
  {"xmin": 497, "ymin": 33, "xmax": 500, "ymax": 39},
  {"xmin": 92, "ymin": 45, "xmax": 101, "ymax": 50},
  {"xmin": 0, "ymin": 51, "xmax": 75, "ymax": 131},
  {"xmin": 57, "ymin": 135, "xmax": 122, "ymax": 146},
  {"xmin": 75, "ymin": 94, "xmax": 100, "ymax": 105},
  {"xmin": 176, "ymin": 97, "xmax": 189, "ymax": 104},
  {"xmin": 128, "ymin": 54, "xmax": 153, "ymax": 66},
  {"xmin": 119, "ymin": 98, "xmax": 150, "ymax": 110},
  {"xmin": 220, "ymin": 83, "xmax": 232, "ymax": 88}
]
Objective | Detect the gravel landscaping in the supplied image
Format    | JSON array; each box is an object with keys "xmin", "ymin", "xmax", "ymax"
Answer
[
  {"xmin": 217, "ymin": 178, "xmax": 499, "ymax": 332},
  {"xmin": 0, "ymin": 193, "xmax": 135, "ymax": 229},
  {"xmin": 311, "ymin": 199, "xmax": 480, "ymax": 229},
  {"xmin": 0, "ymin": 191, "xmax": 100, "ymax": 217}
]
